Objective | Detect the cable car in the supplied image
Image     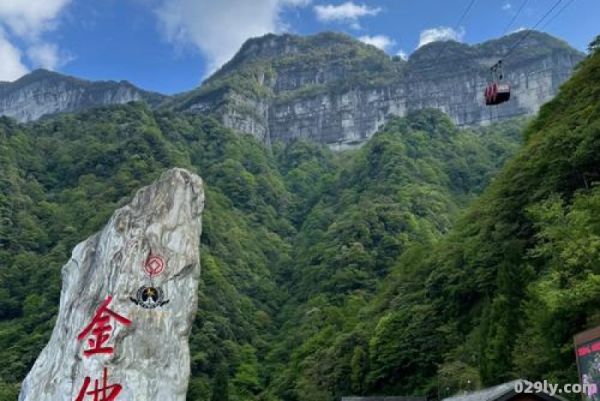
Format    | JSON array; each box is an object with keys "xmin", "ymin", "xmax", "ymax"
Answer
[{"xmin": 484, "ymin": 60, "xmax": 510, "ymax": 106}]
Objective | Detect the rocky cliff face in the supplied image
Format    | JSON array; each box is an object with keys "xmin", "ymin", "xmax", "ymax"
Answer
[
  {"xmin": 0, "ymin": 31, "xmax": 584, "ymax": 147},
  {"xmin": 0, "ymin": 69, "xmax": 164, "ymax": 122},
  {"xmin": 170, "ymin": 31, "xmax": 584, "ymax": 147},
  {"xmin": 18, "ymin": 168, "xmax": 204, "ymax": 401}
]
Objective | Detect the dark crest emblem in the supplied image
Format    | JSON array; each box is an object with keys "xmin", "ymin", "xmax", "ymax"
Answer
[{"xmin": 130, "ymin": 286, "xmax": 169, "ymax": 309}]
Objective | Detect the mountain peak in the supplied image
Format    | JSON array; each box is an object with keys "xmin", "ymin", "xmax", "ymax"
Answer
[
  {"xmin": 168, "ymin": 29, "xmax": 584, "ymax": 147},
  {"xmin": 0, "ymin": 69, "xmax": 59, "ymax": 85},
  {"xmin": 410, "ymin": 30, "xmax": 582, "ymax": 66},
  {"xmin": 7, "ymin": 69, "xmax": 86, "ymax": 88},
  {"xmin": 27, "ymin": 68, "xmax": 56, "ymax": 77},
  {"xmin": 235, "ymin": 31, "xmax": 370, "ymax": 59},
  {"xmin": 0, "ymin": 69, "xmax": 165, "ymax": 122},
  {"xmin": 211, "ymin": 31, "xmax": 385, "ymax": 81}
]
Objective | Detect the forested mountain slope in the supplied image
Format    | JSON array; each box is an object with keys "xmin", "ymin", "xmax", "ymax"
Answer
[
  {"xmin": 273, "ymin": 40, "xmax": 600, "ymax": 400},
  {"xmin": 0, "ymin": 105, "xmax": 294, "ymax": 400},
  {"xmin": 265, "ymin": 112, "xmax": 522, "ymax": 401},
  {"xmin": 0, "ymin": 100, "xmax": 521, "ymax": 399}
]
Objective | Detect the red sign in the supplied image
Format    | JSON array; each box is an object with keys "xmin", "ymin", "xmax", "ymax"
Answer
[
  {"xmin": 574, "ymin": 326, "xmax": 600, "ymax": 401},
  {"xmin": 144, "ymin": 255, "xmax": 165, "ymax": 277},
  {"xmin": 75, "ymin": 367, "xmax": 122, "ymax": 401},
  {"xmin": 578, "ymin": 341, "xmax": 600, "ymax": 357},
  {"xmin": 77, "ymin": 295, "xmax": 132, "ymax": 356}
]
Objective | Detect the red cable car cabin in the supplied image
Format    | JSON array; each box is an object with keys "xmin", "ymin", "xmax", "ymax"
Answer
[
  {"xmin": 484, "ymin": 60, "xmax": 511, "ymax": 106},
  {"xmin": 484, "ymin": 82, "xmax": 511, "ymax": 105}
]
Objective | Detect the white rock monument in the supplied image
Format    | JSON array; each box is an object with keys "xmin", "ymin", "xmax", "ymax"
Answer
[{"xmin": 19, "ymin": 168, "xmax": 204, "ymax": 401}]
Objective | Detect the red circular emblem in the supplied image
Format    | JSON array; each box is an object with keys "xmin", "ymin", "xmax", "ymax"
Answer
[{"xmin": 144, "ymin": 255, "xmax": 165, "ymax": 277}]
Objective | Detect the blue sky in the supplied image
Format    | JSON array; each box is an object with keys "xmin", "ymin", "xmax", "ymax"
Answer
[{"xmin": 0, "ymin": 0, "xmax": 597, "ymax": 94}]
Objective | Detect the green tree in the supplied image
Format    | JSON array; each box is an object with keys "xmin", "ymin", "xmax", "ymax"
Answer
[
  {"xmin": 589, "ymin": 35, "xmax": 600, "ymax": 53},
  {"xmin": 211, "ymin": 364, "xmax": 229, "ymax": 401},
  {"xmin": 350, "ymin": 346, "xmax": 368, "ymax": 394}
]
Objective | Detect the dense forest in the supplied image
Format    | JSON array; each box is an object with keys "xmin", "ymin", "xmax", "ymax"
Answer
[{"xmin": 1, "ymin": 40, "xmax": 599, "ymax": 401}]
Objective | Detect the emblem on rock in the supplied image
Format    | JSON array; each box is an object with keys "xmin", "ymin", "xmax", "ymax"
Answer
[
  {"xmin": 144, "ymin": 254, "xmax": 165, "ymax": 277},
  {"xmin": 130, "ymin": 286, "xmax": 169, "ymax": 309}
]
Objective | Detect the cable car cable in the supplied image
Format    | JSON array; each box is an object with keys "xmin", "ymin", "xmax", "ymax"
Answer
[
  {"xmin": 484, "ymin": 0, "xmax": 568, "ymax": 106},
  {"xmin": 540, "ymin": 0, "xmax": 577, "ymax": 30},
  {"xmin": 405, "ymin": 0, "xmax": 571, "ymax": 90},
  {"xmin": 503, "ymin": 0, "xmax": 563, "ymax": 59},
  {"xmin": 381, "ymin": 0, "xmax": 574, "ymax": 115},
  {"xmin": 456, "ymin": 0, "xmax": 479, "ymax": 28},
  {"xmin": 503, "ymin": 0, "xmax": 530, "ymax": 35},
  {"xmin": 430, "ymin": 0, "xmax": 480, "ymax": 66}
]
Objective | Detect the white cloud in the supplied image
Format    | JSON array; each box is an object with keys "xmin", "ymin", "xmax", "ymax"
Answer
[
  {"xmin": 284, "ymin": 0, "xmax": 312, "ymax": 5},
  {"xmin": 0, "ymin": 0, "xmax": 71, "ymax": 78},
  {"xmin": 26, "ymin": 43, "xmax": 67, "ymax": 70},
  {"xmin": 0, "ymin": 30, "xmax": 28, "ymax": 81},
  {"xmin": 358, "ymin": 35, "xmax": 395, "ymax": 52},
  {"xmin": 510, "ymin": 26, "xmax": 527, "ymax": 34},
  {"xmin": 314, "ymin": 2, "xmax": 381, "ymax": 23},
  {"xmin": 396, "ymin": 49, "xmax": 408, "ymax": 60},
  {"xmin": 417, "ymin": 26, "xmax": 465, "ymax": 48},
  {"xmin": 154, "ymin": 0, "xmax": 310, "ymax": 75},
  {"xmin": 0, "ymin": 0, "xmax": 71, "ymax": 38},
  {"xmin": 502, "ymin": 2, "xmax": 512, "ymax": 11},
  {"xmin": 350, "ymin": 21, "xmax": 362, "ymax": 30}
]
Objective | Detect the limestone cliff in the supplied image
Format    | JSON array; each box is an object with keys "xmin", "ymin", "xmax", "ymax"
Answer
[
  {"xmin": 169, "ymin": 30, "xmax": 584, "ymax": 147},
  {"xmin": 0, "ymin": 69, "xmax": 164, "ymax": 122},
  {"xmin": 18, "ymin": 168, "xmax": 204, "ymax": 401},
  {"xmin": 0, "ymin": 31, "xmax": 584, "ymax": 147}
]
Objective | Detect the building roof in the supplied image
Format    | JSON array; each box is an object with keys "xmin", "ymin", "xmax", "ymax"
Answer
[
  {"xmin": 442, "ymin": 380, "xmax": 566, "ymax": 401},
  {"xmin": 341, "ymin": 397, "xmax": 426, "ymax": 401},
  {"xmin": 443, "ymin": 380, "xmax": 522, "ymax": 401}
]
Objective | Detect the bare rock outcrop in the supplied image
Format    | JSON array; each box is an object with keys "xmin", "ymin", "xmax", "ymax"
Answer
[{"xmin": 18, "ymin": 168, "xmax": 204, "ymax": 401}]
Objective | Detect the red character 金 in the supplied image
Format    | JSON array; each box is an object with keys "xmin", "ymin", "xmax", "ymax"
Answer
[
  {"xmin": 74, "ymin": 367, "xmax": 122, "ymax": 401},
  {"xmin": 77, "ymin": 295, "xmax": 131, "ymax": 356}
]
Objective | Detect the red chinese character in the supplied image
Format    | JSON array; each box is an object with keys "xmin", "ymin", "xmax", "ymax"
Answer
[
  {"xmin": 578, "ymin": 346, "xmax": 591, "ymax": 357},
  {"xmin": 78, "ymin": 295, "xmax": 131, "ymax": 356},
  {"xmin": 75, "ymin": 367, "xmax": 122, "ymax": 401}
]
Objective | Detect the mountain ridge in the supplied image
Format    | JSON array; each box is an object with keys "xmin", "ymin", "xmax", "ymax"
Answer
[
  {"xmin": 0, "ymin": 31, "xmax": 585, "ymax": 143},
  {"xmin": 0, "ymin": 68, "xmax": 165, "ymax": 122},
  {"xmin": 167, "ymin": 30, "xmax": 584, "ymax": 147}
]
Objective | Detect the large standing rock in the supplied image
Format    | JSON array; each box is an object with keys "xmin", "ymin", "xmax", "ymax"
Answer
[{"xmin": 19, "ymin": 168, "xmax": 204, "ymax": 401}]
